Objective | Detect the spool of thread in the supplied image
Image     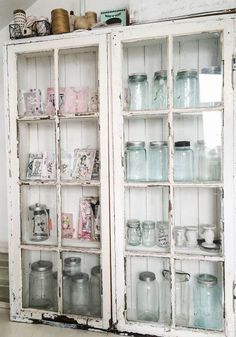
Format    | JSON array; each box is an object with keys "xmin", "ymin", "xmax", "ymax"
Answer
[
  {"xmin": 85, "ymin": 11, "xmax": 97, "ymax": 28},
  {"xmin": 74, "ymin": 16, "xmax": 90, "ymax": 30},
  {"xmin": 51, "ymin": 8, "xmax": 70, "ymax": 34}
]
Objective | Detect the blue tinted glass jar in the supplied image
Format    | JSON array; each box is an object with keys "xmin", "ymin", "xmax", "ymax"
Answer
[
  {"xmin": 128, "ymin": 73, "xmax": 149, "ymax": 111},
  {"xmin": 127, "ymin": 219, "xmax": 141, "ymax": 246},
  {"xmin": 175, "ymin": 69, "xmax": 198, "ymax": 108},
  {"xmin": 152, "ymin": 70, "xmax": 167, "ymax": 109},
  {"xmin": 126, "ymin": 141, "xmax": 146, "ymax": 181},
  {"xmin": 174, "ymin": 141, "xmax": 194, "ymax": 181},
  {"xmin": 148, "ymin": 141, "xmax": 168, "ymax": 181}
]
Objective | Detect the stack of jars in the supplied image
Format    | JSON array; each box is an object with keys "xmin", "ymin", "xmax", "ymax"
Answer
[{"xmin": 127, "ymin": 219, "xmax": 169, "ymax": 248}]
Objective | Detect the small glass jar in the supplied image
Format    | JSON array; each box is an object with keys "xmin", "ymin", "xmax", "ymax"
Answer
[
  {"xmin": 126, "ymin": 141, "xmax": 146, "ymax": 181},
  {"xmin": 128, "ymin": 73, "xmax": 149, "ymax": 111},
  {"xmin": 71, "ymin": 272, "xmax": 90, "ymax": 315},
  {"xmin": 152, "ymin": 70, "xmax": 167, "ymax": 109},
  {"xmin": 137, "ymin": 271, "xmax": 159, "ymax": 322},
  {"xmin": 29, "ymin": 260, "xmax": 54, "ymax": 310},
  {"xmin": 194, "ymin": 274, "xmax": 223, "ymax": 330},
  {"xmin": 29, "ymin": 203, "xmax": 50, "ymax": 242},
  {"xmin": 63, "ymin": 257, "xmax": 81, "ymax": 276},
  {"xmin": 127, "ymin": 219, "xmax": 141, "ymax": 246},
  {"xmin": 174, "ymin": 141, "xmax": 194, "ymax": 181},
  {"xmin": 142, "ymin": 221, "xmax": 156, "ymax": 247},
  {"xmin": 175, "ymin": 69, "xmax": 198, "ymax": 108},
  {"xmin": 148, "ymin": 141, "xmax": 168, "ymax": 181},
  {"xmin": 90, "ymin": 265, "xmax": 102, "ymax": 317},
  {"xmin": 156, "ymin": 221, "xmax": 169, "ymax": 248}
]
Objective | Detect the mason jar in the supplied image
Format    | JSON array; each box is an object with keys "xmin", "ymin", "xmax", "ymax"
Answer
[
  {"xmin": 126, "ymin": 141, "xmax": 146, "ymax": 181},
  {"xmin": 148, "ymin": 141, "xmax": 168, "ymax": 181},
  {"xmin": 142, "ymin": 221, "xmax": 156, "ymax": 247},
  {"xmin": 90, "ymin": 265, "xmax": 102, "ymax": 317},
  {"xmin": 29, "ymin": 203, "xmax": 50, "ymax": 242},
  {"xmin": 71, "ymin": 272, "xmax": 90, "ymax": 315},
  {"xmin": 195, "ymin": 141, "xmax": 221, "ymax": 181},
  {"xmin": 174, "ymin": 141, "xmax": 194, "ymax": 181},
  {"xmin": 175, "ymin": 69, "xmax": 198, "ymax": 108},
  {"xmin": 137, "ymin": 271, "xmax": 159, "ymax": 322},
  {"xmin": 194, "ymin": 273, "xmax": 223, "ymax": 330},
  {"xmin": 156, "ymin": 221, "xmax": 169, "ymax": 248},
  {"xmin": 127, "ymin": 219, "xmax": 141, "ymax": 246},
  {"xmin": 128, "ymin": 73, "xmax": 149, "ymax": 111},
  {"xmin": 63, "ymin": 257, "xmax": 81, "ymax": 276},
  {"xmin": 29, "ymin": 260, "xmax": 54, "ymax": 310},
  {"xmin": 152, "ymin": 70, "xmax": 167, "ymax": 109}
]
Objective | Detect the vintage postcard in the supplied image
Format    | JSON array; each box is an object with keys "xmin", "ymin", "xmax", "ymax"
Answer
[{"xmin": 72, "ymin": 149, "xmax": 96, "ymax": 181}]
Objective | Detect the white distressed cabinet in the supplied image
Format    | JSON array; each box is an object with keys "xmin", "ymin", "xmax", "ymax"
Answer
[{"xmin": 4, "ymin": 13, "xmax": 236, "ymax": 337}]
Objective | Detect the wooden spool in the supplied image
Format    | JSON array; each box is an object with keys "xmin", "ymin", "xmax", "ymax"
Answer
[{"xmin": 51, "ymin": 8, "xmax": 70, "ymax": 34}]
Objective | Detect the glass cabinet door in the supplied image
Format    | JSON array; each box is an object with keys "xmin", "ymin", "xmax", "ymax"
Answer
[{"xmin": 112, "ymin": 17, "xmax": 234, "ymax": 337}]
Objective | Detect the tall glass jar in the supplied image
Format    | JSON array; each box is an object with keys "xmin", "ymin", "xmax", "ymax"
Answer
[
  {"xmin": 174, "ymin": 141, "xmax": 194, "ymax": 181},
  {"xmin": 194, "ymin": 273, "xmax": 223, "ymax": 330},
  {"xmin": 127, "ymin": 219, "xmax": 141, "ymax": 246},
  {"xmin": 29, "ymin": 203, "xmax": 50, "ymax": 242},
  {"xmin": 175, "ymin": 69, "xmax": 198, "ymax": 108},
  {"xmin": 156, "ymin": 221, "xmax": 169, "ymax": 248},
  {"xmin": 29, "ymin": 260, "xmax": 54, "ymax": 309},
  {"xmin": 128, "ymin": 73, "xmax": 149, "ymax": 111},
  {"xmin": 126, "ymin": 141, "xmax": 146, "ymax": 181},
  {"xmin": 142, "ymin": 221, "xmax": 156, "ymax": 247},
  {"xmin": 136, "ymin": 271, "xmax": 159, "ymax": 322},
  {"xmin": 152, "ymin": 70, "xmax": 167, "ymax": 109},
  {"xmin": 195, "ymin": 141, "xmax": 221, "ymax": 181},
  {"xmin": 63, "ymin": 257, "xmax": 81, "ymax": 276},
  {"xmin": 71, "ymin": 272, "xmax": 90, "ymax": 315},
  {"xmin": 148, "ymin": 141, "xmax": 168, "ymax": 181},
  {"xmin": 90, "ymin": 265, "xmax": 102, "ymax": 317}
]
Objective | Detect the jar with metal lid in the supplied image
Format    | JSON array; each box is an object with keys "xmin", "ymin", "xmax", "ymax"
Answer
[
  {"xmin": 29, "ymin": 260, "xmax": 54, "ymax": 309},
  {"xmin": 194, "ymin": 273, "xmax": 223, "ymax": 330},
  {"xmin": 156, "ymin": 221, "xmax": 169, "ymax": 248},
  {"xmin": 142, "ymin": 221, "xmax": 156, "ymax": 247},
  {"xmin": 162, "ymin": 269, "xmax": 190, "ymax": 326},
  {"xmin": 152, "ymin": 70, "xmax": 167, "ymax": 109},
  {"xmin": 136, "ymin": 271, "xmax": 159, "ymax": 322},
  {"xmin": 29, "ymin": 203, "xmax": 50, "ymax": 242},
  {"xmin": 127, "ymin": 219, "xmax": 141, "ymax": 246},
  {"xmin": 128, "ymin": 73, "xmax": 149, "ymax": 111},
  {"xmin": 200, "ymin": 66, "xmax": 222, "ymax": 107},
  {"xmin": 175, "ymin": 69, "xmax": 198, "ymax": 108},
  {"xmin": 148, "ymin": 141, "xmax": 168, "ymax": 181},
  {"xmin": 71, "ymin": 272, "xmax": 90, "ymax": 315},
  {"xmin": 63, "ymin": 257, "xmax": 81, "ymax": 276},
  {"xmin": 90, "ymin": 265, "xmax": 102, "ymax": 317},
  {"xmin": 126, "ymin": 141, "xmax": 146, "ymax": 181},
  {"xmin": 174, "ymin": 141, "xmax": 194, "ymax": 181}
]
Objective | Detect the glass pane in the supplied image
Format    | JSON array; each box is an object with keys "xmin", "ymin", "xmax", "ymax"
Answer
[{"xmin": 173, "ymin": 32, "xmax": 222, "ymax": 108}]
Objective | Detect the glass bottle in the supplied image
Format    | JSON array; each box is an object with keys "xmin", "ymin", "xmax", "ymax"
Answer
[
  {"xmin": 29, "ymin": 260, "xmax": 54, "ymax": 310},
  {"xmin": 29, "ymin": 203, "xmax": 49, "ymax": 242},
  {"xmin": 71, "ymin": 272, "xmax": 90, "ymax": 315},
  {"xmin": 175, "ymin": 69, "xmax": 198, "ymax": 108},
  {"xmin": 126, "ymin": 141, "xmax": 146, "ymax": 181},
  {"xmin": 136, "ymin": 271, "xmax": 159, "ymax": 322},
  {"xmin": 194, "ymin": 273, "xmax": 223, "ymax": 330},
  {"xmin": 127, "ymin": 219, "xmax": 141, "ymax": 246},
  {"xmin": 142, "ymin": 221, "xmax": 156, "ymax": 247},
  {"xmin": 63, "ymin": 257, "xmax": 81, "ymax": 276},
  {"xmin": 174, "ymin": 141, "xmax": 194, "ymax": 181},
  {"xmin": 90, "ymin": 265, "xmax": 102, "ymax": 317},
  {"xmin": 156, "ymin": 221, "xmax": 169, "ymax": 248},
  {"xmin": 128, "ymin": 73, "xmax": 149, "ymax": 111},
  {"xmin": 148, "ymin": 141, "xmax": 168, "ymax": 181},
  {"xmin": 152, "ymin": 70, "xmax": 167, "ymax": 109}
]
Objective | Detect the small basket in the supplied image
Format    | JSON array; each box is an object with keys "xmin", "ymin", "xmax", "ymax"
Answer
[{"xmin": 9, "ymin": 20, "xmax": 51, "ymax": 39}]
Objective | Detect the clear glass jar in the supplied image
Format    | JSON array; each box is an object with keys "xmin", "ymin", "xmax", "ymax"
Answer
[
  {"xmin": 90, "ymin": 265, "xmax": 102, "ymax": 317},
  {"xmin": 175, "ymin": 69, "xmax": 198, "ymax": 108},
  {"xmin": 142, "ymin": 221, "xmax": 156, "ymax": 247},
  {"xmin": 63, "ymin": 257, "xmax": 81, "ymax": 276},
  {"xmin": 152, "ymin": 70, "xmax": 167, "ymax": 109},
  {"xmin": 126, "ymin": 141, "xmax": 146, "ymax": 181},
  {"xmin": 127, "ymin": 219, "xmax": 141, "ymax": 246},
  {"xmin": 71, "ymin": 272, "xmax": 90, "ymax": 315},
  {"xmin": 174, "ymin": 141, "xmax": 194, "ymax": 181},
  {"xmin": 156, "ymin": 221, "xmax": 169, "ymax": 248},
  {"xmin": 148, "ymin": 141, "xmax": 168, "ymax": 181},
  {"xmin": 29, "ymin": 203, "xmax": 50, "ymax": 242},
  {"xmin": 195, "ymin": 141, "xmax": 221, "ymax": 181},
  {"xmin": 162, "ymin": 270, "xmax": 190, "ymax": 326},
  {"xmin": 29, "ymin": 260, "xmax": 54, "ymax": 310},
  {"xmin": 136, "ymin": 271, "xmax": 159, "ymax": 322},
  {"xmin": 128, "ymin": 73, "xmax": 149, "ymax": 111},
  {"xmin": 194, "ymin": 274, "xmax": 223, "ymax": 330}
]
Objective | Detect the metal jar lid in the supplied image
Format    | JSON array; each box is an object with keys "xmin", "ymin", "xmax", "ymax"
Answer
[
  {"xmin": 201, "ymin": 66, "xmax": 221, "ymax": 74},
  {"xmin": 154, "ymin": 70, "xmax": 167, "ymax": 80},
  {"xmin": 72, "ymin": 272, "xmax": 89, "ymax": 283},
  {"xmin": 91, "ymin": 265, "xmax": 101, "ymax": 277},
  {"xmin": 126, "ymin": 141, "xmax": 145, "ymax": 149},
  {"xmin": 128, "ymin": 73, "xmax": 147, "ymax": 82},
  {"xmin": 29, "ymin": 203, "xmax": 47, "ymax": 212},
  {"xmin": 177, "ymin": 69, "xmax": 198, "ymax": 78},
  {"xmin": 31, "ymin": 260, "xmax": 53, "ymax": 272},
  {"xmin": 150, "ymin": 141, "xmax": 168, "ymax": 148},
  {"xmin": 142, "ymin": 220, "xmax": 155, "ymax": 229},
  {"xmin": 197, "ymin": 273, "xmax": 217, "ymax": 287},
  {"xmin": 64, "ymin": 257, "xmax": 81, "ymax": 267},
  {"xmin": 175, "ymin": 141, "xmax": 191, "ymax": 148},
  {"xmin": 127, "ymin": 219, "xmax": 140, "ymax": 228},
  {"xmin": 139, "ymin": 271, "xmax": 156, "ymax": 282},
  {"xmin": 162, "ymin": 269, "xmax": 190, "ymax": 282}
]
